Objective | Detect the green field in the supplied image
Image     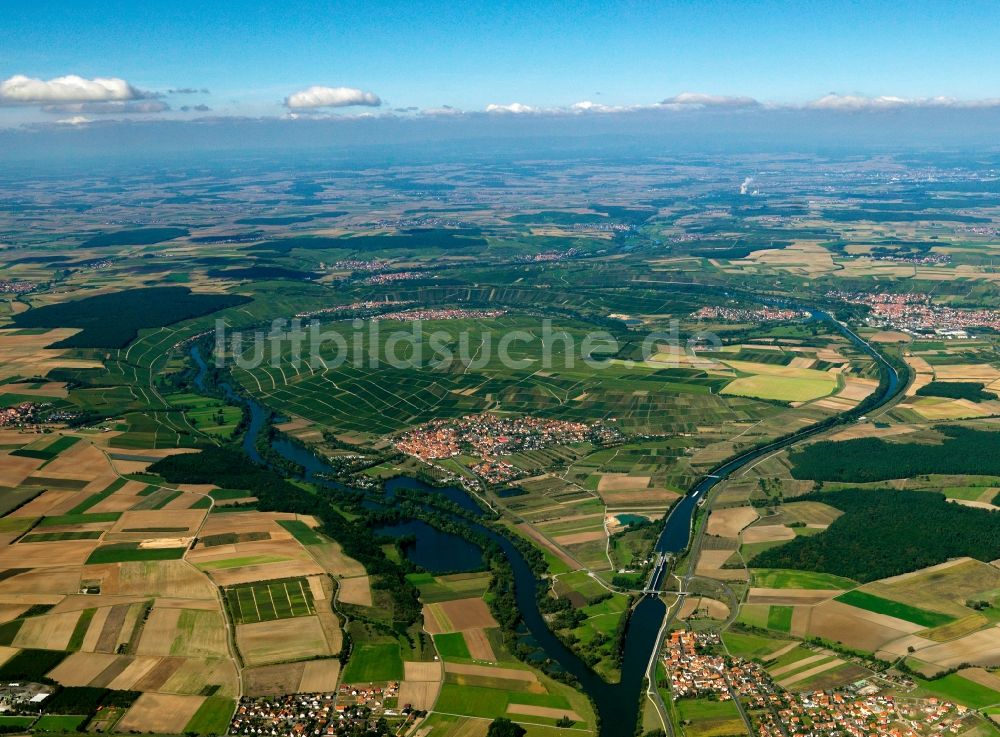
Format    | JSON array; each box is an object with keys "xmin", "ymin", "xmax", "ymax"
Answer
[
  {"xmin": 675, "ymin": 698, "xmax": 748, "ymax": 737},
  {"xmin": 225, "ymin": 578, "xmax": 315, "ymax": 624},
  {"xmin": 434, "ymin": 632, "xmax": 472, "ymax": 660},
  {"xmin": 721, "ymin": 373, "xmax": 837, "ymax": 403},
  {"xmin": 33, "ymin": 714, "xmax": 88, "ymax": 732},
  {"xmin": 721, "ymin": 630, "xmax": 790, "ymax": 660},
  {"xmin": 341, "ymin": 642, "xmax": 404, "ymax": 683},
  {"xmin": 766, "ymin": 606, "xmax": 794, "ymax": 633},
  {"xmin": 184, "ymin": 696, "xmax": 236, "ymax": 734},
  {"xmin": 751, "ymin": 569, "xmax": 857, "ymax": 590},
  {"xmin": 85, "ymin": 543, "xmax": 187, "ymax": 564},
  {"xmin": 277, "ymin": 519, "xmax": 326, "ymax": 545},
  {"xmin": 912, "ymin": 671, "xmax": 1000, "ymax": 709},
  {"xmin": 10, "ymin": 435, "xmax": 81, "ymax": 461},
  {"xmin": 835, "ymin": 590, "xmax": 955, "ymax": 628},
  {"xmin": 0, "ymin": 715, "xmax": 35, "ymax": 727}
]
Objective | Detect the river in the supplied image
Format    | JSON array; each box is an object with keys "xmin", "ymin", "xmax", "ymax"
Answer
[{"xmin": 189, "ymin": 304, "xmax": 903, "ymax": 737}]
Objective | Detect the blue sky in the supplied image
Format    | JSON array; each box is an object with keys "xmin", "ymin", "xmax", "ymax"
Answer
[{"xmin": 1, "ymin": 0, "xmax": 1000, "ymax": 140}]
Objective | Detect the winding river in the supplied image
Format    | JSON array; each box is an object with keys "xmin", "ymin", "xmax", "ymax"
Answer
[{"xmin": 190, "ymin": 304, "xmax": 903, "ymax": 737}]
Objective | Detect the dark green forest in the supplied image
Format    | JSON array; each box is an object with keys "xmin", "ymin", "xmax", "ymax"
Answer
[
  {"xmin": 915, "ymin": 381, "xmax": 997, "ymax": 402},
  {"xmin": 12, "ymin": 286, "xmax": 250, "ymax": 348},
  {"xmin": 789, "ymin": 425, "xmax": 1000, "ymax": 482},
  {"xmin": 751, "ymin": 488, "xmax": 1000, "ymax": 582}
]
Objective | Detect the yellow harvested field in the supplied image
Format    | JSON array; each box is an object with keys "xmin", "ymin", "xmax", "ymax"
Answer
[
  {"xmin": 116, "ymin": 693, "xmax": 205, "ymax": 734},
  {"xmin": 0, "ymin": 453, "xmax": 44, "ymax": 488},
  {"xmin": 298, "ymin": 659, "xmax": 341, "ymax": 692},
  {"xmin": 423, "ymin": 598, "xmax": 498, "ymax": 634},
  {"xmin": 236, "ymin": 616, "xmax": 333, "ymax": 666},
  {"xmin": 12, "ymin": 610, "xmax": 81, "ymax": 650},
  {"xmin": 445, "ymin": 662, "xmax": 535, "ymax": 681},
  {"xmin": 707, "ymin": 507, "xmax": 759, "ymax": 538},
  {"xmin": 915, "ymin": 626, "xmax": 1000, "ymax": 669},
  {"xmin": 106, "ymin": 656, "xmax": 164, "ymax": 690},
  {"xmin": 206, "ymin": 560, "xmax": 326, "ymax": 586},
  {"xmin": 244, "ymin": 663, "xmax": 306, "ymax": 697},
  {"xmin": 161, "ymin": 657, "xmax": 239, "ymax": 697},
  {"xmin": 0, "ymin": 539, "xmax": 98, "ymax": 567},
  {"xmin": 463, "ymin": 629, "xmax": 496, "ymax": 661},
  {"xmin": 398, "ymin": 680, "xmax": 441, "ymax": 710},
  {"xmin": 0, "ymin": 328, "xmax": 103, "ymax": 380},
  {"xmin": 695, "ymin": 548, "xmax": 737, "ymax": 572},
  {"xmin": 806, "ymin": 600, "xmax": 921, "ymax": 652},
  {"xmin": 870, "ymin": 331, "xmax": 911, "ymax": 343},
  {"xmin": 908, "ymin": 397, "xmax": 999, "ymax": 420},
  {"xmin": 0, "ymin": 604, "xmax": 28, "ymax": 623},
  {"xmin": 80, "ymin": 607, "xmax": 112, "ymax": 652},
  {"xmin": 596, "ymin": 474, "xmax": 651, "ymax": 491},
  {"xmin": 199, "ymin": 511, "xmax": 302, "ymax": 538},
  {"xmin": 338, "ymin": 576, "xmax": 373, "ymax": 607},
  {"xmin": 876, "ymin": 634, "xmax": 938, "ymax": 660},
  {"xmin": 0, "ymin": 382, "xmax": 68, "ymax": 398},
  {"xmin": 553, "ymin": 530, "xmax": 605, "ymax": 546},
  {"xmin": 405, "ymin": 661, "xmax": 443, "ymax": 681},
  {"xmin": 0, "ymin": 569, "xmax": 80, "ymax": 598},
  {"xmin": 506, "ymin": 704, "xmax": 582, "ymax": 721},
  {"xmin": 136, "ymin": 607, "xmax": 229, "ymax": 658},
  {"xmin": 678, "ymin": 596, "xmax": 730, "ymax": 620},
  {"xmin": 596, "ymin": 488, "xmax": 680, "ymax": 506},
  {"xmin": 742, "ymin": 525, "xmax": 797, "ymax": 544},
  {"xmin": 111, "ymin": 509, "xmax": 207, "ymax": 535},
  {"xmin": 933, "ymin": 363, "xmax": 1000, "ymax": 382},
  {"xmin": 91, "ymin": 560, "xmax": 217, "ymax": 599},
  {"xmin": 837, "ymin": 378, "xmax": 878, "ymax": 402},
  {"xmin": 47, "ymin": 652, "xmax": 121, "ymax": 686},
  {"xmin": 39, "ymin": 444, "xmax": 117, "ymax": 489},
  {"xmin": 308, "ymin": 542, "xmax": 366, "ymax": 577}
]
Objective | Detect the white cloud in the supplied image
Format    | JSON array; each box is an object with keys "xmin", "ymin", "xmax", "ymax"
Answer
[
  {"xmin": 570, "ymin": 100, "xmax": 626, "ymax": 113},
  {"xmin": 660, "ymin": 92, "xmax": 760, "ymax": 108},
  {"xmin": 485, "ymin": 102, "xmax": 535, "ymax": 114},
  {"xmin": 0, "ymin": 75, "xmax": 144, "ymax": 104},
  {"xmin": 284, "ymin": 86, "xmax": 381, "ymax": 109},
  {"xmin": 55, "ymin": 115, "xmax": 91, "ymax": 126}
]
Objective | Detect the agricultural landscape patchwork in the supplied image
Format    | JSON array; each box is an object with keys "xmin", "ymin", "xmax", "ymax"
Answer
[{"xmin": 0, "ymin": 151, "xmax": 999, "ymax": 737}]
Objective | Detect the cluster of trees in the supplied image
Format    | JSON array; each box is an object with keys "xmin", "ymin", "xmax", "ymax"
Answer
[
  {"xmin": 789, "ymin": 425, "xmax": 1000, "ymax": 482},
  {"xmin": 751, "ymin": 488, "xmax": 1000, "ymax": 582},
  {"xmin": 916, "ymin": 381, "xmax": 997, "ymax": 402},
  {"xmin": 12, "ymin": 286, "xmax": 250, "ymax": 348}
]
